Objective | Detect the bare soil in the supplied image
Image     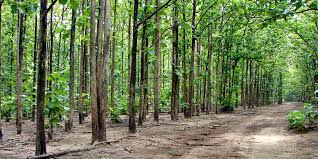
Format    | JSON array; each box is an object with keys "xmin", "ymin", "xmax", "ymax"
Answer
[{"xmin": 1, "ymin": 102, "xmax": 318, "ymax": 159}]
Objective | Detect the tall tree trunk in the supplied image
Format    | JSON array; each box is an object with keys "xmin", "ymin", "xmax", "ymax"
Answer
[
  {"xmin": 171, "ymin": 1, "xmax": 179, "ymax": 121},
  {"xmin": 121, "ymin": 21, "xmax": 124, "ymax": 95},
  {"xmin": 153, "ymin": 0, "xmax": 160, "ymax": 123},
  {"xmin": 240, "ymin": 61, "xmax": 244, "ymax": 108},
  {"xmin": 111, "ymin": 0, "xmax": 117, "ymax": 109},
  {"xmin": 278, "ymin": 71, "xmax": 283, "ymax": 104},
  {"xmin": 181, "ymin": 0, "xmax": 187, "ymax": 114},
  {"xmin": 249, "ymin": 60, "xmax": 253, "ymax": 108},
  {"xmin": 127, "ymin": 0, "xmax": 132, "ymax": 94},
  {"xmin": 206, "ymin": 26, "xmax": 212, "ymax": 115},
  {"xmin": 195, "ymin": 41, "xmax": 201, "ymax": 116},
  {"xmin": 32, "ymin": 14, "xmax": 38, "ymax": 122},
  {"xmin": 16, "ymin": 0, "xmax": 24, "ymax": 135},
  {"xmin": 36, "ymin": 0, "xmax": 48, "ymax": 155},
  {"xmin": 187, "ymin": 0, "xmax": 196, "ymax": 118},
  {"xmin": 78, "ymin": 0, "xmax": 86, "ymax": 124},
  {"xmin": 9, "ymin": 25, "xmax": 14, "ymax": 96},
  {"xmin": 57, "ymin": 6, "xmax": 65, "ymax": 71},
  {"xmin": 90, "ymin": 0, "xmax": 99, "ymax": 143},
  {"xmin": 138, "ymin": 0, "xmax": 148, "ymax": 126},
  {"xmin": 95, "ymin": 0, "xmax": 110, "ymax": 141},
  {"xmin": 66, "ymin": 8, "xmax": 77, "ymax": 132},
  {"xmin": 128, "ymin": 0, "xmax": 139, "ymax": 133},
  {"xmin": 215, "ymin": 38, "xmax": 222, "ymax": 114},
  {"xmin": 245, "ymin": 59, "xmax": 249, "ymax": 109},
  {"xmin": 48, "ymin": 1, "xmax": 54, "ymax": 139}
]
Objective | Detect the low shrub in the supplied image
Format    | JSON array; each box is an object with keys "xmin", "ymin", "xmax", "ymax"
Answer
[{"xmin": 288, "ymin": 103, "xmax": 318, "ymax": 130}]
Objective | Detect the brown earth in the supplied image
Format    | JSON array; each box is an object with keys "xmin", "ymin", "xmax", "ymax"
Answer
[{"xmin": 1, "ymin": 102, "xmax": 318, "ymax": 159}]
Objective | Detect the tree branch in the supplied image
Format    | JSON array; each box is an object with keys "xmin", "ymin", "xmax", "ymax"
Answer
[
  {"xmin": 137, "ymin": 0, "xmax": 176, "ymax": 27},
  {"xmin": 45, "ymin": 0, "xmax": 58, "ymax": 16},
  {"xmin": 295, "ymin": 8, "xmax": 318, "ymax": 14},
  {"xmin": 197, "ymin": 9, "xmax": 234, "ymax": 37},
  {"xmin": 195, "ymin": 0, "xmax": 218, "ymax": 29}
]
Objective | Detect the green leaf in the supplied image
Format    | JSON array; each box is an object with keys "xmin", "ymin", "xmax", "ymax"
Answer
[
  {"xmin": 70, "ymin": 0, "xmax": 79, "ymax": 10},
  {"xmin": 59, "ymin": 0, "xmax": 68, "ymax": 5}
]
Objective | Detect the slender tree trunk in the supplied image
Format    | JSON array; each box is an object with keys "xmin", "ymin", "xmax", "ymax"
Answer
[
  {"xmin": 187, "ymin": 0, "xmax": 196, "ymax": 118},
  {"xmin": 35, "ymin": 0, "xmax": 48, "ymax": 155},
  {"xmin": 111, "ymin": 0, "xmax": 117, "ymax": 109},
  {"xmin": 128, "ymin": 0, "xmax": 139, "ymax": 133},
  {"xmin": 215, "ymin": 38, "xmax": 221, "ymax": 114},
  {"xmin": 121, "ymin": 22, "xmax": 124, "ymax": 95},
  {"xmin": 9, "ymin": 25, "xmax": 14, "ymax": 96},
  {"xmin": 138, "ymin": 0, "xmax": 148, "ymax": 126},
  {"xmin": 206, "ymin": 26, "xmax": 212, "ymax": 115},
  {"xmin": 171, "ymin": 1, "xmax": 179, "ymax": 121},
  {"xmin": 278, "ymin": 71, "xmax": 283, "ymax": 104},
  {"xmin": 16, "ymin": 0, "xmax": 24, "ymax": 135},
  {"xmin": 48, "ymin": 1, "xmax": 54, "ymax": 139},
  {"xmin": 195, "ymin": 41, "xmax": 201, "ymax": 116},
  {"xmin": 66, "ymin": 8, "xmax": 77, "ymax": 132},
  {"xmin": 90, "ymin": 0, "xmax": 99, "ymax": 143},
  {"xmin": 57, "ymin": 6, "xmax": 65, "ymax": 71},
  {"xmin": 245, "ymin": 59, "xmax": 249, "ymax": 109},
  {"xmin": 127, "ymin": 0, "xmax": 132, "ymax": 94},
  {"xmin": 249, "ymin": 60, "xmax": 253, "ymax": 108},
  {"xmin": 181, "ymin": 0, "xmax": 187, "ymax": 114},
  {"xmin": 240, "ymin": 61, "xmax": 244, "ymax": 108},
  {"xmin": 32, "ymin": 14, "xmax": 38, "ymax": 122},
  {"xmin": 153, "ymin": 0, "xmax": 160, "ymax": 123},
  {"xmin": 78, "ymin": 0, "xmax": 86, "ymax": 124}
]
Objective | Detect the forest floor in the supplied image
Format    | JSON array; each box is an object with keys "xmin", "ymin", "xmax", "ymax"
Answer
[{"xmin": 1, "ymin": 102, "xmax": 318, "ymax": 159}]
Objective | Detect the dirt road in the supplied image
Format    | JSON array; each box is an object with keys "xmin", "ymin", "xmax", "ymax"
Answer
[{"xmin": 1, "ymin": 102, "xmax": 318, "ymax": 159}]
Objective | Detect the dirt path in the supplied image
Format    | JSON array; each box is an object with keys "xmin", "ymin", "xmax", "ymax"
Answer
[{"xmin": 1, "ymin": 102, "xmax": 318, "ymax": 159}]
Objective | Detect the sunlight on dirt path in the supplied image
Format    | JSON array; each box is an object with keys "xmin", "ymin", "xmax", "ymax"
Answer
[{"xmin": 218, "ymin": 103, "xmax": 298, "ymax": 159}]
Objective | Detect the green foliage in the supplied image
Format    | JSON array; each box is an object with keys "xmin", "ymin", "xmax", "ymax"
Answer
[
  {"xmin": 220, "ymin": 97, "xmax": 234, "ymax": 112},
  {"xmin": 45, "ymin": 71, "xmax": 69, "ymax": 128},
  {"xmin": 288, "ymin": 103, "xmax": 318, "ymax": 130},
  {"xmin": 288, "ymin": 110, "xmax": 306, "ymax": 130},
  {"xmin": 109, "ymin": 107, "xmax": 122, "ymax": 123},
  {"xmin": 1, "ymin": 96, "xmax": 16, "ymax": 122}
]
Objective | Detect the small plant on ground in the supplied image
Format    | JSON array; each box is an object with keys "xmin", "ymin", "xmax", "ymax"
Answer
[{"xmin": 288, "ymin": 103, "xmax": 318, "ymax": 131}]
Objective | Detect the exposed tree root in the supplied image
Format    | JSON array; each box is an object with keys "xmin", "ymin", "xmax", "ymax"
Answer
[{"xmin": 27, "ymin": 136, "xmax": 132, "ymax": 159}]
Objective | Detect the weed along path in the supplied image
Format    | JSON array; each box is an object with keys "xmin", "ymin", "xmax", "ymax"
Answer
[{"xmin": 1, "ymin": 102, "xmax": 318, "ymax": 159}]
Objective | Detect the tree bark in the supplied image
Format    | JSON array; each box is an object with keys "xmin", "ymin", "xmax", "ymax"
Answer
[
  {"xmin": 36, "ymin": 0, "xmax": 48, "ymax": 155},
  {"xmin": 96, "ymin": 0, "xmax": 110, "ymax": 141},
  {"xmin": 187, "ymin": 0, "xmax": 196, "ymax": 118},
  {"xmin": 127, "ymin": 0, "xmax": 132, "ymax": 95},
  {"xmin": 206, "ymin": 26, "xmax": 212, "ymax": 114},
  {"xmin": 181, "ymin": 0, "xmax": 187, "ymax": 114},
  {"xmin": 32, "ymin": 14, "xmax": 38, "ymax": 122},
  {"xmin": 171, "ymin": 1, "xmax": 179, "ymax": 121},
  {"xmin": 128, "ymin": 0, "xmax": 139, "ymax": 133},
  {"xmin": 57, "ymin": 6, "xmax": 65, "ymax": 71},
  {"xmin": 90, "ymin": 0, "xmax": 99, "ymax": 143},
  {"xmin": 66, "ymin": 8, "xmax": 77, "ymax": 132},
  {"xmin": 78, "ymin": 0, "xmax": 86, "ymax": 124},
  {"xmin": 111, "ymin": 0, "xmax": 117, "ymax": 109},
  {"xmin": 16, "ymin": 0, "xmax": 24, "ymax": 135},
  {"xmin": 153, "ymin": 0, "xmax": 160, "ymax": 123},
  {"xmin": 138, "ymin": 0, "xmax": 148, "ymax": 126}
]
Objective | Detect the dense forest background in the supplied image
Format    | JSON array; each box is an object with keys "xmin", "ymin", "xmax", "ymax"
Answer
[{"xmin": 0, "ymin": 0, "xmax": 317, "ymax": 156}]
